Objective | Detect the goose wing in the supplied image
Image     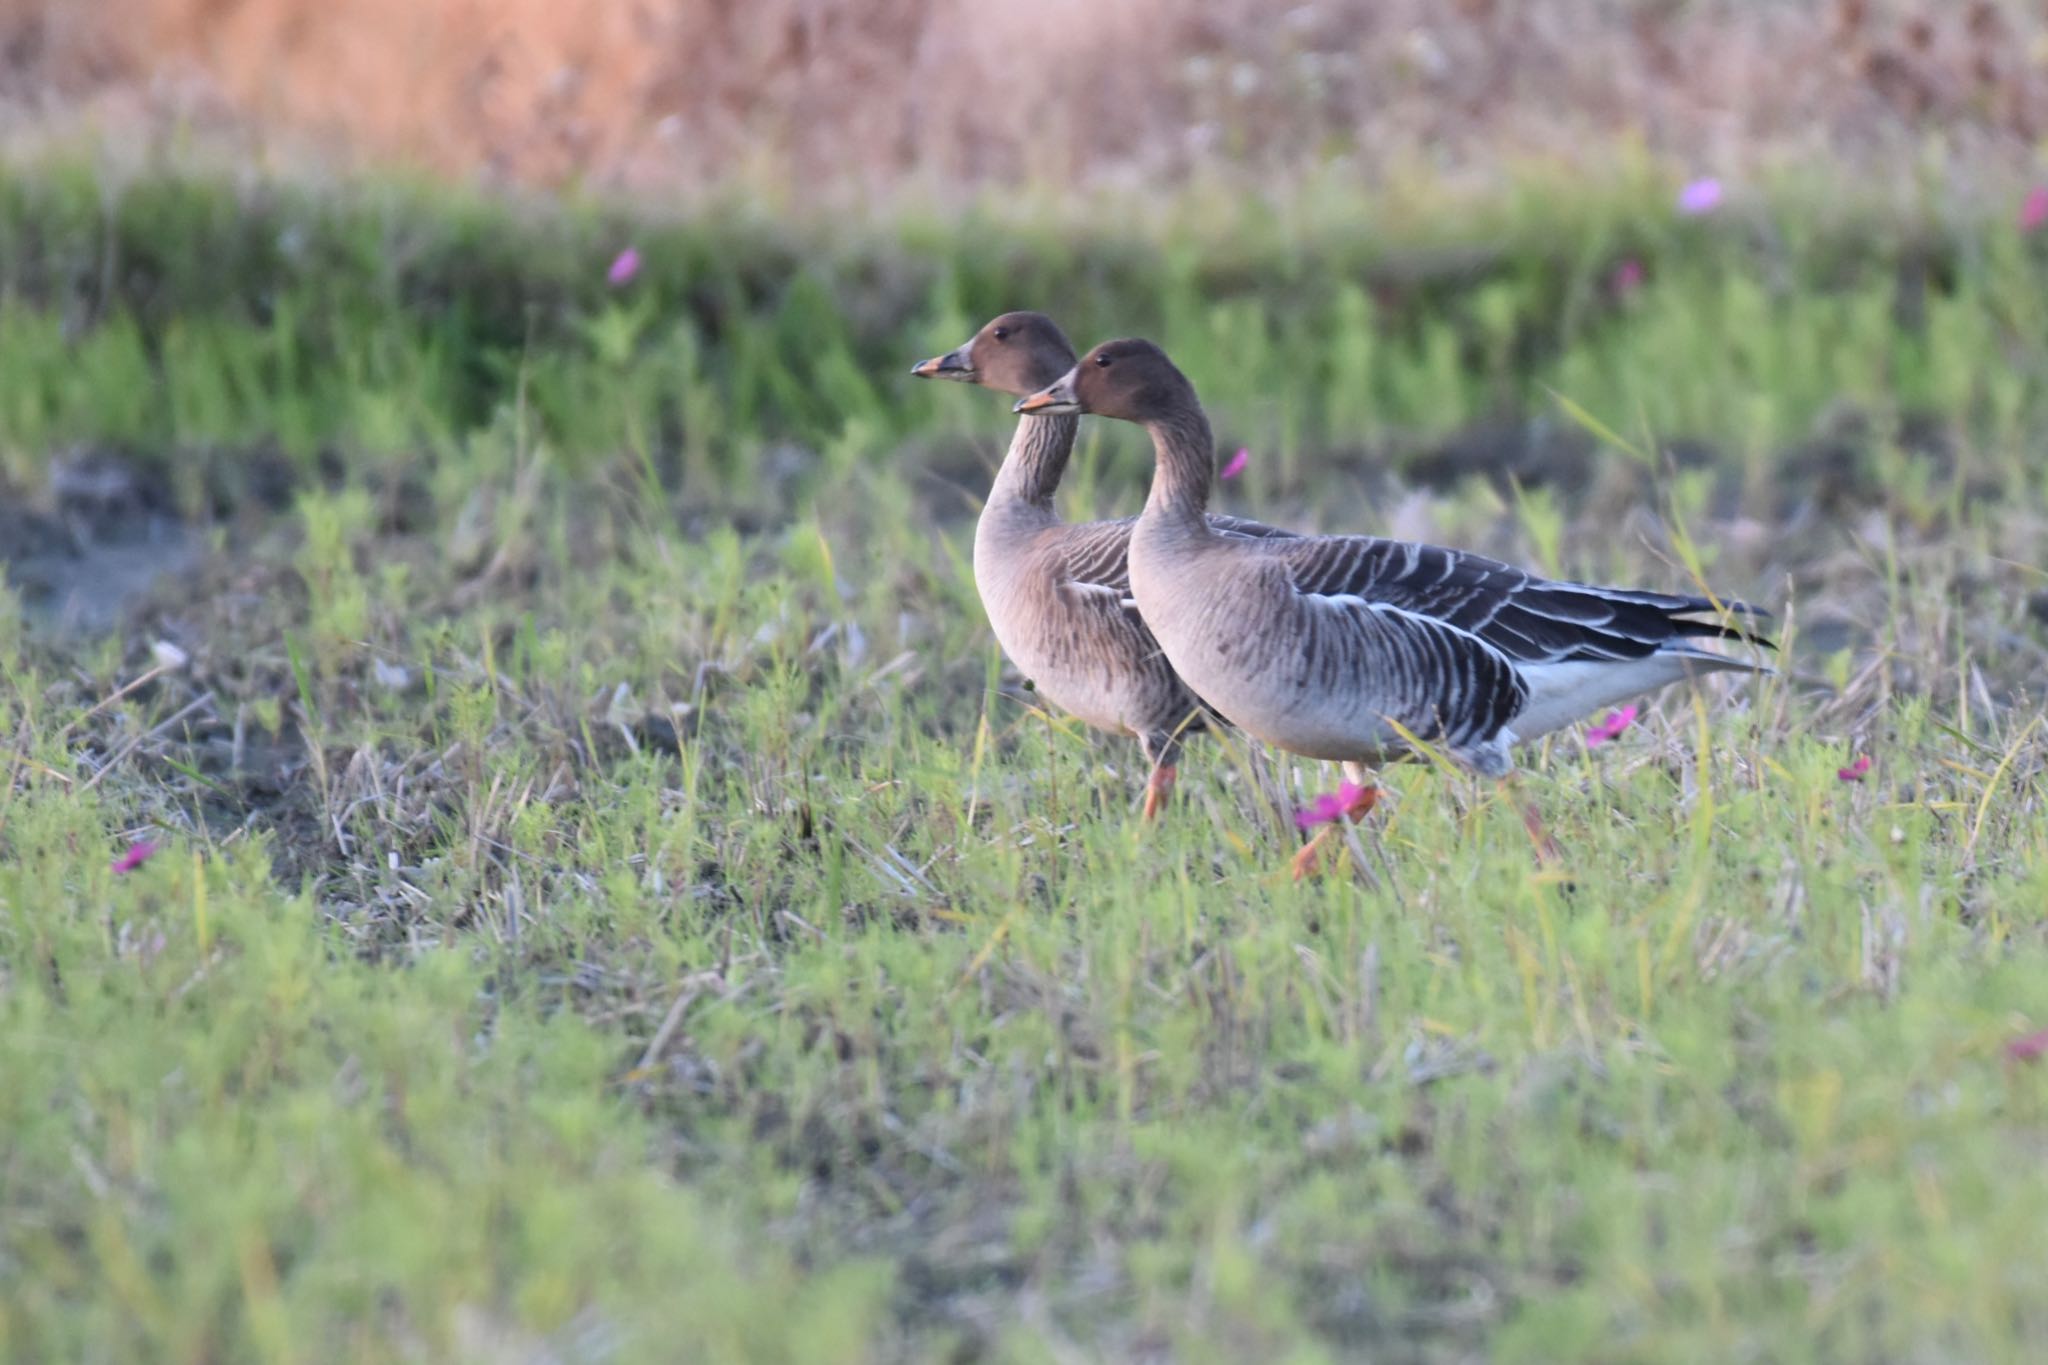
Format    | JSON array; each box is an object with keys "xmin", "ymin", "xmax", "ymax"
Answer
[
  {"xmin": 1278, "ymin": 536, "xmax": 1772, "ymax": 667},
  {"xmin": 1270, "ymin": 548, "xmax": 1529, "ymax": 764},
  {"xmin": 1056, "ymin": 515, "xmax": 1299, "ymax": 603},
  {"xmin": 1045, "ymin": 516, "xmax": 1297, "ymax": 741},
  {"xmin": 1208, "ymin": 513, "xmax": 1305, "ymax": 543},
  {"xmin": 1044, "ymin": 520, "xmax": 1219, "ymax": 743},
  {"xmin": 1052, "ymin": 521, "xmax": 1140, "ymax": 601}
]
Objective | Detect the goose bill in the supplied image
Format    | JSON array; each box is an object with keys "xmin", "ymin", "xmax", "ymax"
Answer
[
  {"xmin": 910, "ymin": 343, "xmax": 975, "ymax": 380},
  {"xmin": 1014, "ymin": 373, "xmax": 1080, "ymax": 414}
]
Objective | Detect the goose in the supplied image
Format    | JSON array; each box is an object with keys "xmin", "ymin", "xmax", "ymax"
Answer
[
  {"xmin": 1014, "ymin": 338, "xmax": 1772, "ymax": 872},
  {"xmin": 911, "ymin": 313, "xmax": 1299, "ymax": 818}
]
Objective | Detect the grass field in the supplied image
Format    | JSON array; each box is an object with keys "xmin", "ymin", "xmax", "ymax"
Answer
[{"xmin": 4, "ymin": 165, "xmax": 2048, "ymax": 1362}]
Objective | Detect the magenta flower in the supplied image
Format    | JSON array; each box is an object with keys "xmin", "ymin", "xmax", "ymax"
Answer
[
  {"xmin": 1220, "ymin": 447, "xmax": 1249, "ymax": 480},
  {"xmin": 2008, "ymin": 1027, "xmax": 2048, "ymax": 1064},
  {"xmin": 1676, "ymin": 178, "xmax": 1724, "ymax": 216},
  {"xmin": 2022, "ymin": 188, "xmax": 2048, "ymax": 234},
  {"xmin": 1837, "ymin": 754, "xmax": 1872, "ymax": 782},
  {"xmin": 606, "ymin": 247, "xmax": 641, "ymax": 288},
  {"xmin": 1295, "ymin": 780, "xmax": 1372, "ymax": 830},
  {"xmin": 1610, "ymin": 257, "xmax": 1645, "ymax": 298},
  {"xmin": 1583, "ymin": 705, "xmax": 1638, "ymax": 747},
  {"xmin": 112, "ymin": 840, "xmax": 157, "ymax": 874}
]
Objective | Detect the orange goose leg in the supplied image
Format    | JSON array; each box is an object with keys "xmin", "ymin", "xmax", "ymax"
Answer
[
  {"xmin": 1141, "ymin": 764, "xmax": 1178, "ymax": 821},
  {"xmin": 1289, "ymin": 783, "xmax": 1382, "ymax": 880},
  {"xmin": 1506, "ymin": 776, "xmax": 1564, "ymax": 866}
]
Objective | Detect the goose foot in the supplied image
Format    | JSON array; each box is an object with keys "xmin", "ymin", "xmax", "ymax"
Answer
[
  {"xmin": 1503, "ymin": 779, "xmax": 1562, "ymax": 865},
  {"xmin": 1288, "ymin": 839, "xmax": 1329, "ymax": 881},
  {"xmin": 1142, "ymin": 764, "xmax": 1178, "ymax": 821},
  {"xmin": 1289, "ymin": 784, "xmax": 1382, "ymax": 879}
]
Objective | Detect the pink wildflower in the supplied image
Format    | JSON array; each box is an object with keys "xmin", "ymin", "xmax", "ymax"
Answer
[
  {"xmin": 2008, "ymin": 1027, "xmax": 2048, "ymax": 1064},
  {"xmin": 1295, "ymin": 780, "xmax": 1372, "ymax": 830},
  {"xmin": 112, "ymin": 840, "xmax": 157, "ymax": 875},
  {"xmin": 1583, "ymin": 705, "xmax": 1638, "ymax": 747},
  {"xmin": 1837, "ymin": 755, "xmax": 1872, "ymax": 783},
  {"xmin": 1676, "ymin": 178, "xmax": 1724, "ymax": 216},
  {"xmin": 2023, "ymin": 188, "xmax": 2048, "ymax": 234},
  {"xmin": 1219, "ymin": 447, "xmax": 1249, "ymax": 480},
  {"xmin": 607, "ymin": 247, "xmax": 641, "ymax": 288},
  {"xmin": 1610, "ymin": 257, "xmax": 1645, "ymax": 298}
]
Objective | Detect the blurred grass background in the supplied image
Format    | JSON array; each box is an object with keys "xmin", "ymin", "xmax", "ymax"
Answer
[{"xmin": 4, "ymin": 167, "xmax": 2047, "ymax": 523}]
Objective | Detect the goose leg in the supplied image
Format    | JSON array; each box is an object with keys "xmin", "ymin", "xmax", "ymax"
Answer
[
  {"xmin": 1289, "ymin": 830, "xmax": 1336, "ymax": 880},
  {"xmin": 1139, "ymin": 731, "xmax": 1183, "ymax": 822},
  {"xmin": 1502, "ymin": 775, "xmax": 1562, "ymax": 865},
  {"xmin": 1142, "ymin": 763, "xmax": 1178, "ymax": 821},
  {"xmin": 1289, "ymin": 768, "xmax": 1382, "ymax": 880}
]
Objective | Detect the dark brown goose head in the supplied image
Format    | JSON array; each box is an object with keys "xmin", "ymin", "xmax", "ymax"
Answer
[
  {"xmin": 909, "ymin": 311, "xmax": 1078, "ymax": 398},
  {"xmin": 1012, "ymin": 338, "xmax": 1196, "ymax": 422}
]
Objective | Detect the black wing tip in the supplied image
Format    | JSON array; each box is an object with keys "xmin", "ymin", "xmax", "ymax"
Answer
[
  {"xmin": 1578, "ymin": 585, "xmax": 1780, "ymax": 651},
  {"xmin": 1672, "ymin": 615, "xmax": 1778, "ymax": 652},
  {"xmin": 1638, "ymin": 589, "xmax": 1770, "ymax": 620}
]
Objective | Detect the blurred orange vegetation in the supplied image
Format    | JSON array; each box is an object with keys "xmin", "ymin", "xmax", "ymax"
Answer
[{"xmin": 3, "ymin": 0, "xmax": 2046, "ymax": 196}]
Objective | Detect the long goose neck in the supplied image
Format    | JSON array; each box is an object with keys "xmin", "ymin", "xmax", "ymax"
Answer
[
  {"xmin": 1141, "ymin": 405, "xmax": 1216, "ymax": 530},
  {"xmin": 987, "ymin": 413, "xmax": 1079, "ymax": 513}
]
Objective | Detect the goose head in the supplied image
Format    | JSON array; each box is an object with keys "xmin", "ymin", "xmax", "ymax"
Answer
[
  {"xmin": 1012, "ymin": 338, "xmax": 1195, "ymax": 421},
  {"xmin": 910, "ymin": 311, "xmax": 1078, "ymax": 398}
]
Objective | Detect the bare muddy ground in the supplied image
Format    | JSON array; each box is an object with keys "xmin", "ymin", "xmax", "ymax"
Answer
[{"xmin": 2, "ymin": 448, "xmax": 201, "ymax": 636}]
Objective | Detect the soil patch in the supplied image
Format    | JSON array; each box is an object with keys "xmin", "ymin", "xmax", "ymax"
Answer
[{"xmin": 2, "ymin": 448, "xmax": 202, "ymax": 637}]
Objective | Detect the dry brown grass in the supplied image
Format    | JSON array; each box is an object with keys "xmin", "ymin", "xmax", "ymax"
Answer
[{"xmin": 3, "ymin": 0, "xmax": 2046, "ymax": 196}]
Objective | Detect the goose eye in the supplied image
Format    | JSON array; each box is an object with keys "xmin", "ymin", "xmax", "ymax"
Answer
[
  {"xmin": 1094, "ymin": 353, "xmax": 1113, "ymax": 367},
  {"xmin": 992, "ymin": 326, "xmax": 1009, "ymax": 341}
]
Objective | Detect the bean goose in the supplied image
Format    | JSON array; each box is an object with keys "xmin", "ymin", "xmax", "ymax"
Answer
[
  {"xmin": 1015, "ymin": 338, "xmax": 1773, "ymax": 868},
  {"xmin": 911, "ymin": 313, "xmax": 1299, "ymax": 818}
]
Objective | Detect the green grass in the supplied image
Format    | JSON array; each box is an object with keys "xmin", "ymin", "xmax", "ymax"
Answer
[
  {"xmin": 4, "ymin": 164, "xmax": 2046, "ymax": 517},
  {"xmin": 3, "ymin": 163, "xmax": 2048, "ymax": 1362}
]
